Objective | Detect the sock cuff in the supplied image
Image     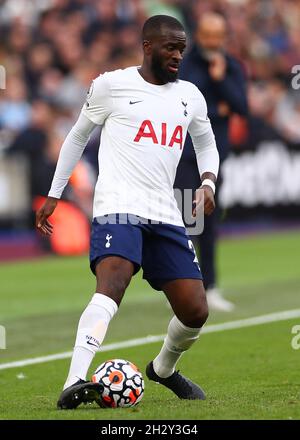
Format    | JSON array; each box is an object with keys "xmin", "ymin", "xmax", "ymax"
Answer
[
  {"xmin": 173, "ymin": 315, "xmax": 202, "ymax": 334},
  {"xmin": 90, "ymin": 293, "xmax": 118, "ymax": 319}
]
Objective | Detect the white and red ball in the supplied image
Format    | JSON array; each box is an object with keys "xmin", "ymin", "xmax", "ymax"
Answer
[{"xmin": 92, "ymin": 359, "xmax": 144, "ymax": 408}]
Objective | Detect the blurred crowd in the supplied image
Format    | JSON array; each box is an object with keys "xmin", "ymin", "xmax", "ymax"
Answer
[{"xmin": 0, "ymin": 0, "xmax": 300, "ymax": 214}]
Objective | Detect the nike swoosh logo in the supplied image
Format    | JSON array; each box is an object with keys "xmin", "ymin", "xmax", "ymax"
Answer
[
  {"xmin": 86, "ymin": 340, "xmax": 99, "ymax": 348},
  {"xmin": 129, "ymin": 100, "xmax": 143, "ymax": 105}
]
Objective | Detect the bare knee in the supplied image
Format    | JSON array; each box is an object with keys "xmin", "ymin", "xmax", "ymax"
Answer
[
  {"xmin": 181, "ymin": 303, "xmax": 209, "ymax": 328},
  {"xmin": 95, "ymin": 257, "xmax": 134, "ymax": 305},
  {"xmin": 164, "ymin": 279, "xmax": 209, "ymax": 328},
  {"xmin": 103, "ymin": 276, "xmax": 129, "ymax": 301},
  {"xmin": 194, "ymin": 303, "xmax": 209, "ymax": 327}
]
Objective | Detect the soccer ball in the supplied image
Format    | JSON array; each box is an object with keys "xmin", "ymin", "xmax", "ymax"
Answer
[{"xmin": 92, "ymin": 359, "xmax": 144, "ymax": 408}]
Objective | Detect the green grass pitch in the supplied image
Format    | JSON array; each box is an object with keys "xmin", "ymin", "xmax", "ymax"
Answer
[{"xmin": 0, "ymin": 230, "xmax": 299, "ymax": 420}]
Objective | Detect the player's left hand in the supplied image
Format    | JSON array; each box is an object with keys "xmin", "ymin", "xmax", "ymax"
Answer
[
  {"xmin": 192, "ymin": 186, "xmax": 215, "ymax": 217},
  {"xmin": 36, "ymin": 197, "xmax": 58, "ymax": 235}
]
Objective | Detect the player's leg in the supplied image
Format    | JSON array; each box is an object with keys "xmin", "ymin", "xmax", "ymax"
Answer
[
  {"xmin": 63, "ymin": 256, "xmax": 134, "ymax": 389},
  {"xmin": 58, "ymin": 217, "xmax": 142, "ymax": 409},
  {"xmin": 153, "ymin": 278, "xmax": 207, "ymax": 376},
  {"xmin": 143, "ymin": 224, "xmax": 206, "ymax": 399},
  {"xmin": 57, "ymin": 256, "xmax": 134, "ymax": 409},
  {"xmin": 146, "ymin": 278, "xmax": 207, "ymax": 400}
]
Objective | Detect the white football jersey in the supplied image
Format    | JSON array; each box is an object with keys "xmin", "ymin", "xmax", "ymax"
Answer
[{"xmin": 81, "ymin": 66, "xmax": 215, "ymax": 226}]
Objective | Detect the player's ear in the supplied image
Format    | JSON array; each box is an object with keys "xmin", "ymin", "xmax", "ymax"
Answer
[{"xmin": 142, "ymin": 40, "xmax": 152, "ymax": 55}]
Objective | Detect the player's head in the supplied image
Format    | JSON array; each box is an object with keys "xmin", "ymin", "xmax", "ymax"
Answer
[
  {"xmin": 195, "ymin": 12, "xmax": 226, "ymax": 52},
  {"xmin": 142, "ymin": 15, "xmax": 186, "ymax": 84}
]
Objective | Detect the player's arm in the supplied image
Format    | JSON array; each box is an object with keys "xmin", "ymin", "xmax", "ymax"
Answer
[
  {"xmin": 188, "ymin": 89, "xmax": 219, "ymax": 217},
  {"xmin": 36, "ymin": 74, "xmax": 112, "ymax": 235},
  {"xmin": 36, "ymin": 113, "xmax": 97, "ymax": 235}
]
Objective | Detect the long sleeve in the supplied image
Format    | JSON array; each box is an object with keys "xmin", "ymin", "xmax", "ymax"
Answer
[
  {"xmin": 188, "ymin": 87, "xmax": 220, "ymax": 179},
  {"xmin": 48, "ymin": 112, "xmax": 97, "ymax": 198},
  {"xmin": 48, "ymin": 72, "xmax": 113, "ymax": 198},
  {"xmin": 191, "ymin": 131, "xmax": 219, "ymax": 178}
]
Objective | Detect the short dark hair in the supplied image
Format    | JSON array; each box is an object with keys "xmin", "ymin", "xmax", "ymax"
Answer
[{"xmin": 142, "ymin": 15, "xmax": 185, "ymax": 41}]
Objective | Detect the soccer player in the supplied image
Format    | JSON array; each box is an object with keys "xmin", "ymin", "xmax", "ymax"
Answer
[{"xmin": 36, "ymin": 15, "xmax": 219, "ymax": 409}]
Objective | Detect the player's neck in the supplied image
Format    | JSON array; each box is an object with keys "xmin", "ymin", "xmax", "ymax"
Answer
[{"xmin": 138, "ymin": 65, "xmax": 167, "ymax": 86}]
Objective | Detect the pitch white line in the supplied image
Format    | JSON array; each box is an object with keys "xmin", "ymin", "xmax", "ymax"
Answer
[{"xmin": 1, "ymin": 309, "xmax": 300, "ymax": 371}]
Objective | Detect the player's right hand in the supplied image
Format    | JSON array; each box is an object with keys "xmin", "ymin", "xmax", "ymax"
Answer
[
  {"xmin": 192, "ymin": 186, "xmax": 215, "ymax": 217},
  {"xmin": 36, "ymin": 197, "xmax": 58, "ymax": 235}
]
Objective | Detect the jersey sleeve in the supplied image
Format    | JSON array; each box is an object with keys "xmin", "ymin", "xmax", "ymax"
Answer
[
  {"xmin": 188, "ymin": 86, "xmax": 219, "ymax": 178},
  {"xmin": 48, "ymin": 112, "xmax": 96, "ymax": 199},
  {"xmin": 81, "ymin": 73, "xmax": 113, "ymax": 125},
  {"xmin": 188, "ymin": 86, "xmax": 212, "ymax": 137}
]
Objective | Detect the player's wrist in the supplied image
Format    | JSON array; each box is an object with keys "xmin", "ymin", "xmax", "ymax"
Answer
[
  {"xmin": 47, "ymin": 194, "xmax": 59, "ymax": 202},
  {"xmin": 201, "ymin": 178, "xmax": 216, "ymax": 195}
]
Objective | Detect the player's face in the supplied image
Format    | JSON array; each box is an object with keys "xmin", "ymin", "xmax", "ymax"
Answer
[{"xmin": 150, "ymin": 30, "xmax": 186, "ymax": 83}]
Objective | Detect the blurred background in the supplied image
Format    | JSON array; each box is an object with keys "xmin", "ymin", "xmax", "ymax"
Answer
[{"xmin": 0, "ymin": 0, "xmax": 300, "ymax": 259}]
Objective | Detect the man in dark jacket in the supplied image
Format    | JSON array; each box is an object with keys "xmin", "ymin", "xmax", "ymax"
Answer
[{"xmin": 175, "ymin": 12, "xmax": 248, "ymax": 311}]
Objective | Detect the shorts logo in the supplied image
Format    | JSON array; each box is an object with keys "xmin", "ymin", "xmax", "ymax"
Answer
[
  {"xmin": 188, "ymin": 240, "xmax": 200, "ymax": 271},
  {"xmin": 105, "ymin": 234, "xmax": 112, "ymax": 248}
]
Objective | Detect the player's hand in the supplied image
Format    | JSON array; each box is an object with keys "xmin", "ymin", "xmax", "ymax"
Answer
[
  {"xmin": 209, "ymin": 52, "xmax": 226, "ymax": 81},
  {"xmin": 192, "ymin": 186, "xmax": 215, "ymax": 217},
  {"xmin": 36, "ymin": 197, "xmax": 58, "ymax": 235}
]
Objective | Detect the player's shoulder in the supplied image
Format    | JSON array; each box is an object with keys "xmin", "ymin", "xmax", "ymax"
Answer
[
  {"xmin": 176, "ymin": 79, "xmax": 206, "ymax": 102},
  {"xmin": 89, "ymin": 67, "xmax": 136, "ymax": 99},
  {"xmin": 176, "ymin": 79, "xmax": 203, "ymax": 95},
  {"xmin": 94, "ymin": 66, "xmax": 137, "ymax": 86}
]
